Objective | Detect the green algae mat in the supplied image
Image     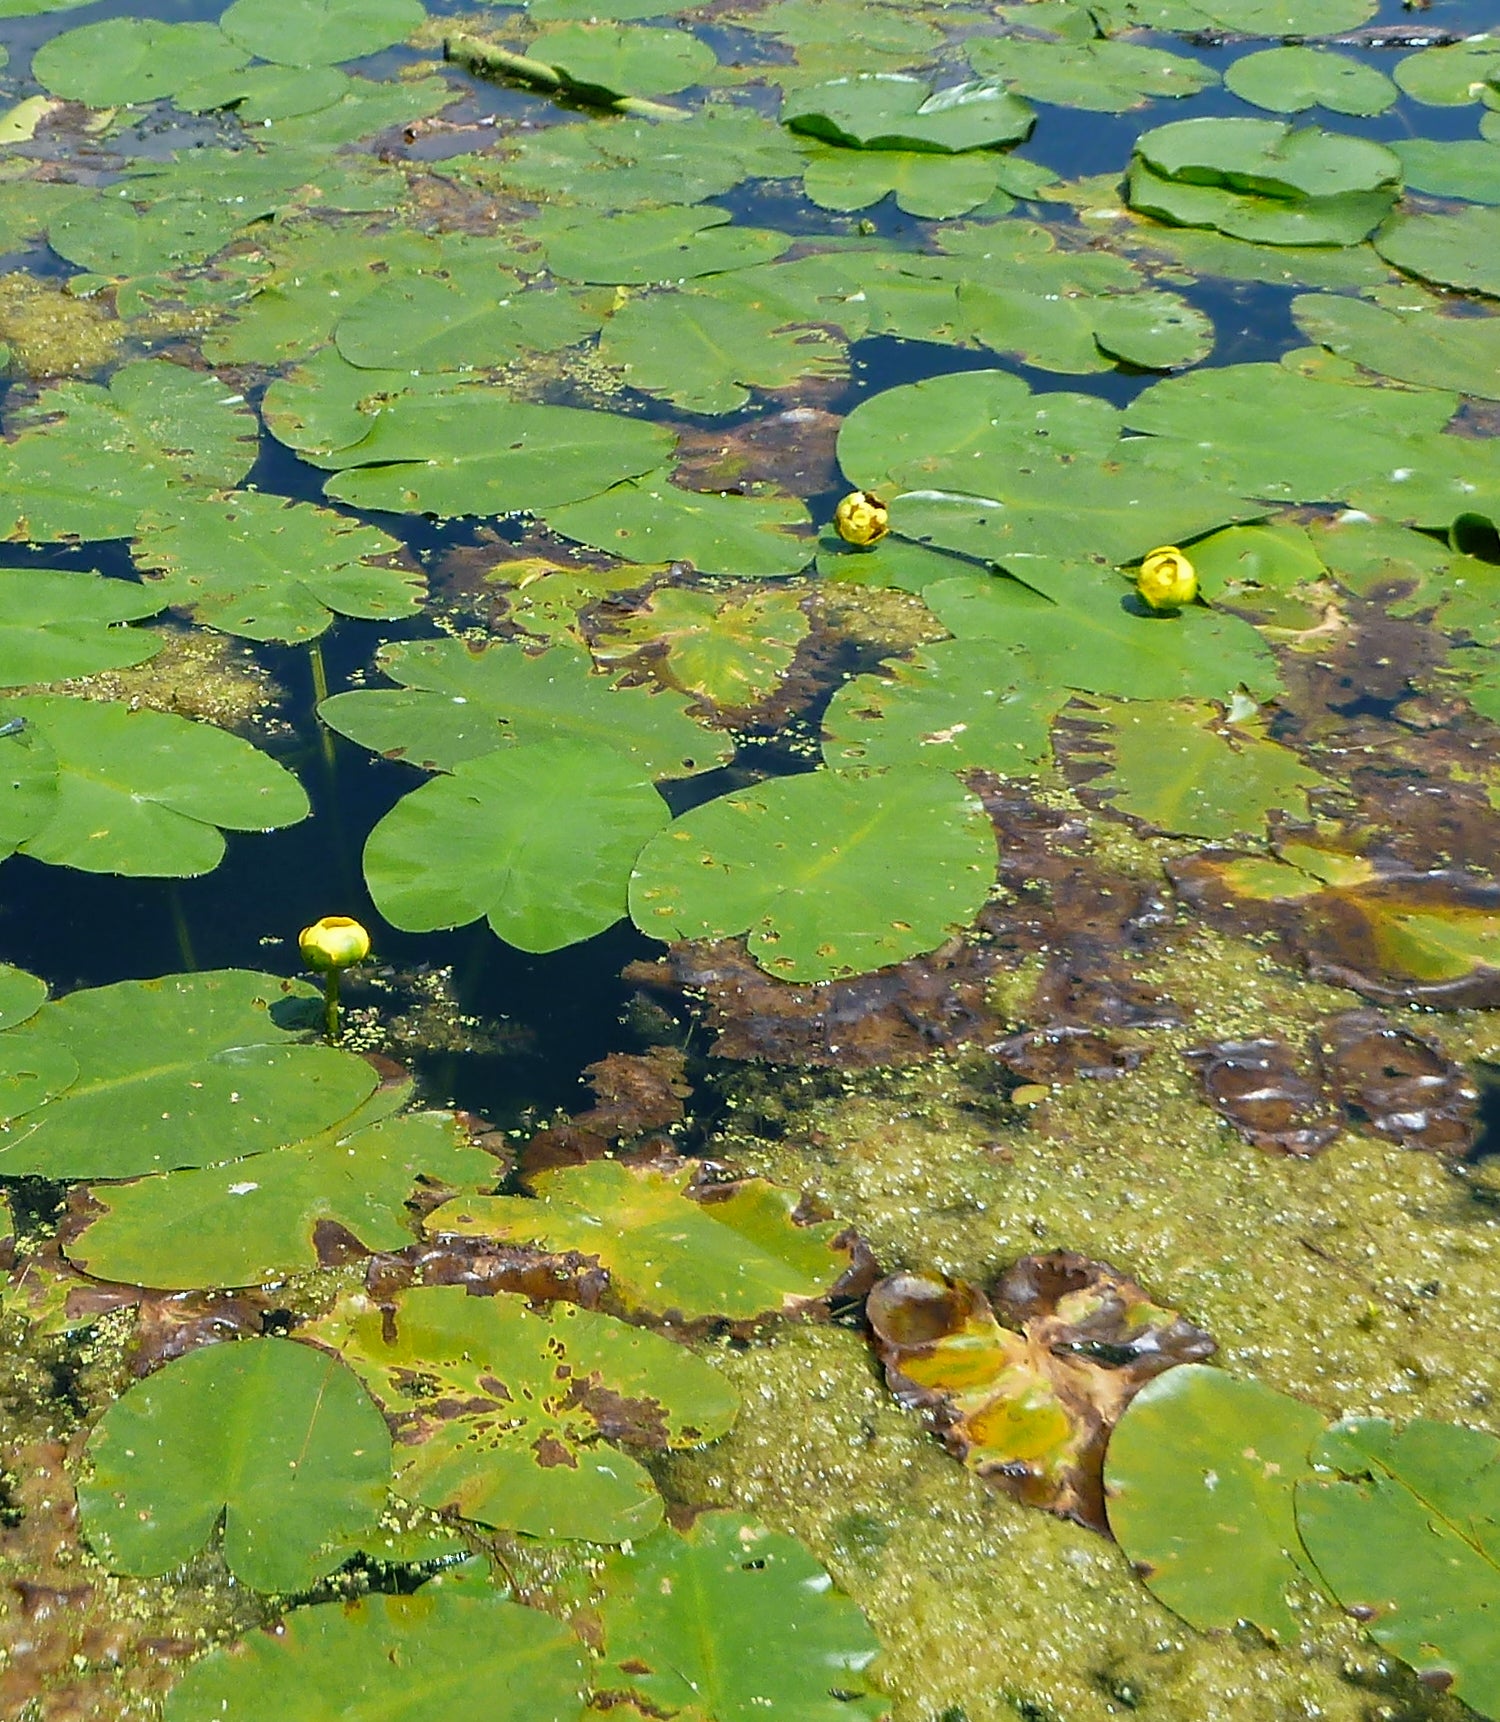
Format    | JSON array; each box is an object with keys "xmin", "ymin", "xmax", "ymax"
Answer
[{"xmin": 0, "ymin": 0, "xmax": 1499, "ymax": 1713}]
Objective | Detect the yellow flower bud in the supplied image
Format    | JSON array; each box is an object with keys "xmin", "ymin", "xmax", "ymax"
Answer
[
  {"xmin": 834, "ymin": 489, "xmax": 890, "ymax": 548},
  {"xmin": 1136, "ymin": 545, "xmax": 1198, "ymax": 611},
  {"xmin": 299, "ymin": 915, "xmax": 371, "ymax": 973}
]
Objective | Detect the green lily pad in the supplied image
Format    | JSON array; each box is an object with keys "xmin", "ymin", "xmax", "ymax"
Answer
[
  {"xmin": 132, "ymin": 492, "xmax": 418, "ymax": 643},
  {"xmin": 598, "ymin": 288, "xmax": 846, "ymax": 414},
  {"xmin": 1391, "ymin": 138, "xmax": 1500, "ymax": 204},
  {"xmin": 1104, "ymin": 1363, "xmax": 1326, "ymax": 1642},
  {"xmin": 550, "ymin": 471, "xmax": 814, "ymax": 577},
  {"xmin": 303, "ymin": 1283, "xmax": 738, "ymax": 1540},
  {"xmin": 0, "ymin": 968, "xmax": 376, "ymax": 1179},
  {"xmin": 802, "ymin": 146, "xmax": 1007, "ymax": 218},
  {"xmin": 0, "ymin": 360, "xmax": 259, "ymax": 543},
  {"xmin": 629, "ymin": 766, "xmax": 996, "ymax": 982},
  {"xmin": 221, "ymin": 0, "xmax": 425, "ymax": 67},
  {"xmin": 823, "ymin": 640, "xmax": 1065, "ymax": 776},
  {"xmin": 1296, "ymin": 1417, "xmax": 1500, "ymax": 1717},
  {"xmin": 0, "ymin": 567, "xmax": 163, "ymax": 686},
  {"xmin": 967, "ymin": 37, "xmax": 1215, "ymax": 113},
  {"xmin": 1291, "ymin": 291, "xmax": 1500, "ymax": 400},
  {"xmin": 175, "ymin": 62, "xmax": 353, "ymax": 121},
  {"xmin": 1224, "ymin": 47, "xmax": 1395, "ymax": 116},
  {"xmin": 1137, "ymin": 117, "xmax": 1401, "ymax": 200},
  {"xmin": 336, "ymin": 265, "xmax": 598, "ymax": 373},
  {"xmin": 597, "ymin": 1512, "xmax": 885, "ymax": 1722},
  {"xmin": 79, "ymin": 1339, "xmax": 391, "ymax": 1591},
  {"xmin": 530, "ymin": 22, "xmax": 717, "ymax": 96},
  {"xmin": 164, "ymin": 1588, "xmax": 588, "ymax": 1722},
  {"xmin": 1127, "ymin": 159, "xmax": 1395, "ymax": 246},
  {"xmin": 0, "ymin": 964, "xmax": 45, "ymax": 1031},
  {"xmin": 784, "ymin": 74, "xmax": 1034, "ymax": 152},
  {"xmin": 1189, "ymin": 520, "xmax": 1326, "ymax": 604},
  {"xmin": 46, "ymin": 192, "xmax": 240, "ymax": 278},
  {"xmin": 262, "ymin": 352, "xmax": 466, "ymax": 465},
  {"xmin": 1084, "ymin": 700, "xmax": 1329, "ymax": 839},
  {"xmin": 321, "ymin": 638, "xmax": 726, "ymax": 777},
  {"xmin": 428, "ymin": 1159, "xmax": 852, "ymax": 1319},
  {"xmin": 596, "ymin": 586, "xmax": 809, "ymax": 707},
  {"xmin": 363, "ymin": 739, "xmax": 671, "ymax": 953},
  {"xmin": 531, "ymin": 204, "xmax": 791, "ymax": 285},
  {"xmin": 0, "ymin": 694, "xmax": 309, "ymax": 880},
  {"xmin": 32, "ymin": 19, "xmax": 249, "ymax": 107},
  {"xmin": 924, "ymin": 570, "xmax": 1282, "ymax": 702},
  {"xmin": 66, "ymin": 1111, "xmax": 494, "ymax": 1290},
  {"xmin": 262, "ymin": 72, "xmax": 454, "ymax": 146},
  {"xmin": 0, "ymin": 717, "xmax": 57, "ymax": 865},
  {"xmin": 1391, "ymin": 38, "xmax": 1500, "ymax": 106},
  {"xmin": 1374, "ymin": 206, "xmax": 1500, "ymax": 299},
  {"xmin": 322, "ymin": 393, "xmax": 675, "ymax": 519}
]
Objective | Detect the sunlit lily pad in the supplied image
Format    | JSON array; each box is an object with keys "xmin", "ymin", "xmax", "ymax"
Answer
[
  {"xmin": 0, "ymin": 968, "xmax": 375, "ymax": 1179},
  {"xmin": 1374, "ymin": 206, "xmax": 1500, "ymax": 298},
  {"xmin": 597, "ymin": 1512, "xmax": 885, "ymax": 1722},
  {"xmin": 596, "ymin": 586, "xmax": 810, "ymax": 707},
  {"xmin": 363, "ymin": 739, "xmax": 671, "ymax": 952},
  {"xmin": 164, "ymin": 1588, "xmax": 588, "ymax": 1722},
  {"xmin": 1128, "ymin": 161, "xmax": 1395, "ymax": 246},
  {"xmin": 0, "ymin": 695, "xmax": 309, "ymax": 880},
  {"xmin": 66, "ymin": 1112, "xmax": 493, "ymax": 1290},
  {"xmin": 0, "ymin": 964, "xmax": 44, "ymax": 1031},
  {"xmin": 133, "ymin": 492, "xmax": 417, "ymax": 642},
  {"xmin": 1137, "ymin": 117, "xmax": 1401, "ymax": 200},
  {"xmin": 220, "ymin": 0, "xmax": 425, "ymax": 67},
  {"xmin": 967, "ymin": 36, "xmax": 1215, "ymax": 112},
  {"xmin": 1391, "ymin": 37, "xmax": 1500, "ymax": 106},
  {"xmin": 630, "ymin": 766, "xmax": 996, "ymax": 981},
  {"xmin": 1391, "ymin": 138, "xmax": 1500, "ymax": 205},
  {"xmin": 175, "ymin": 62, "xmax": 352, "ymax": 121},
  {"xmin": 46, "ymin": 191, "xmax": 240, "ymax": 278},
  {"xmin": 0, "ymin": 567, "xmax": 163, "ymax": 686},
  {"xmin": 1224, "ymin": 47, "xmax": 1395, "ymax": 116},
  {"xmin": 802, "ymin": 144, "xmax": 1007, "ymax": 217},
  {"xmin": 1105, "ymin": 1364, "xmax": 1325, "ymax": 1641},
  {"xmin": 428, "ymin": 1159, "xmax": 852, "ymax": 1319},
  {"xmin": 32, "ymin": 19, "xmax": 248, "ymax": 106},
  {"xmin": 1296, "ymin": 1417, "xmax": 1500, "ymax": 1717},
  {"xmin": 303, "ymin": 1283, "xmax": 737, "ymax": 1539},
  {"xmin": 1291, "ymin": 291, "xmax": 1500, "ymax": 400},
  {"xmin": 531, "ymin": 204, "xmax": 791, "ymax": 284},
  {"xmin": 784, "ymin": 74, "xmax": 1034, "ymax": 152},
  {"xmin": 530, "ymin": 21, "xmax": 717, "ymax": 95},
  {"xmin": 78, "ymin": 1336, "xmax": 391, "ymax": 1592},
  {"xmin": 321, "ymin": 638, "xmax": 726, "ymax": 777}
]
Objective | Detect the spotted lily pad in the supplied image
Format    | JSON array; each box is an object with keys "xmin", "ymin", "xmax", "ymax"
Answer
[
  {"xmin": 66, "ymin": 1111, "xmax": 493, "ymax": 1290},
  {"xmin": 629, "ymin": 765, "xmax": 996, "ymax": 981},
  {"xmin": 302, "ymin": 1283, "xmax": 738, "ymax": 1540},
  {"xmin": 0, "ymin": 567, "xmax": 163, "ymax": 686},
  {"xmin": 427, "ymin": 1158, "xmax": 852, "ymax": 1319},
  {"xmin": 0, "ymin": 969, "xmax": 376, "ymax": 1180},
  {"xmin": 78, "ymin": 1336, "xmax": 391, "ymax": 1593},
  {"xmin": 164, "ymin": 1588, "xmax": 588, "ymax": 1722},
  {"xmin": 595, "ymin": 586, "xmax": 810, "ymax": 706}
]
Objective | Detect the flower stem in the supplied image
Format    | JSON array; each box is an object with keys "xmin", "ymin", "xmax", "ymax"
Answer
[{"xmin": 323, "ymin": 968, "xmax": 341, "ymax": 1045}]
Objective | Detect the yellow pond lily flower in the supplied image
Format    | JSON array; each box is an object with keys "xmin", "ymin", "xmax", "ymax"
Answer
[
  {"xmin": 1136, "ymin": 545, "xmax": 1198, "ymax": 611},
  {"xmin": 299, "ymin": 915, "xmax": 371, "ymax": 973},
  {"xmin": 834, "ymin": 489, "xmax": 890, "ymax": 548}
]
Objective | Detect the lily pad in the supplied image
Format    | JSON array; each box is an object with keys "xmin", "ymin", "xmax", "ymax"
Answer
[
  {"xmin": 427, "ymin": 1159, "xmax": 852, "ymax": 1319},
  {"xmin": 967, "ymin": 37, "xmax": 1215, "ymax": 113},
  {"xmin": 78, "ymin": 1336, "xmax": 391, "ymax": 1593},
  {"xmin": 32, "ymin": 19, "xmax": 248, "ymax": 107},
  {"xmin": 0, "ymin": 694, "xmax": 309, "ymax": 880},
  {"xmin": 175, "ymin": 62, "xmax": 353, "ymax": 121},
  {"xmin": 220, "ymin": 0, "xmax": 425, "ymax": 67},
  {"xmin": 1083, "ymin": 700, "xmax": 1329, "ymax": 839},
  {"xmin": 597, "ymin": 1512, "xmax": 885, "ymax": 1722},
  {"xmin": 66, "ymin": 1111, "xmax": 494, "ymax": 1290},
  {"xmin": 0, "ymin": 360, "xmax": 258, "ymax": 543},
  {"xmin": 1224, "ymin": 47, "xmax": 1395, "ymax": 116},
  {"xmin": 1391, "ymin": 38, "xmax": 1500, "ymax": 106},
  {"xmin": 0, "ymin": 968, "xmax": 376, "ymax": 1180},
  {"xmin": 599, "ymin": 288, "xmax": 846, "ymax": 414},
  {"xmin": 596, "ymin": 586, "xmax": 810, "ymax": 706},
  {"xmin": 823, "ymin": 640, "xmax": 1066, "ymax": 776},
  {"xmin": 1104, "ymin": 1363, "xmax": 1326, "ymax": 1641},
  {"xmin": 323, "ymin": 393, "xmax": 674, "ymax": 520},
  {"xmin": 1291, "ymin": 291, "xmax": 1500, "ymax": 401},
  {"xmin": 0, "ymin": 567, "xmax": 163, "ymax": 686},
  {"xmin": 132, "ymin": 492, "xmax": 419, "ymax": 643},
  {"xmin": 801, "ymin": 147, "xmax": 1007, "ymax": 218},
  {"xmin": 46, "ymin": 192, "xmax": 240, "ymax": 278},
  {"xmin": 1136, "ymin": 117, "xmax": 1401, "ymax": 200},
  {"xmin": 362, "ymin": 739, "xmax": 671, "ymax": 953},
  {"xmin": 164, "ymin": 1589, "xmax": 589, "ymax": 1722},
  {"xmin": 784, "ymin": 74, "xmax": 1034, "ymax": 152},
  {"xmin": 1391, "ymin": 138, "xmax": 1500, "ymax": 205},
  {"xmin": 629, "ymin": 766, "xmax": 996, "ymax": 982},
  {"xmin": 530, "ymin": 22, "xmax": 717, "ymax": 96},
  {"xmin": 532, "ymin": 205, "xmax": 791, "ymax": 285},
  {"xmin": 550, "ymin": 472, "xmax": 814, "ymax": 577},
  {"xmin": 1296, "ymin": 1417, "xmax": 1500, "ymax": 1717},
  {"xmin": 303, "ymin": 1283, "xmax": 737, "ymax": 1540},
  {"xmin": 320, "ymin": 638, "xmax": 726, "ymax": 777},
  {"xmin": 0, "ymin": 964, "xmax": 44, "ymax": 1031},
  {"xmin": 1374, "ymin": 206, "xmax": 1500, "ymax": 299},
  {"xmin": 1127, "ymin": 160, "xmax": 1395, "ymax": 246}
]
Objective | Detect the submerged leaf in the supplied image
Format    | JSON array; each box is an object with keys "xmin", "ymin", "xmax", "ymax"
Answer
[
  {"xmin": 78, "ymin": 1337, "xmax": 391, "ymax": 1592},
  {"xmin": 428, "ymin": 1158, "xmax": 852, "ymax": 1319}
]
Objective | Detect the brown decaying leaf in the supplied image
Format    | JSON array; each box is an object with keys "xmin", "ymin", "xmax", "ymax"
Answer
[
  {"xmin": 866, "ymin": 1254, "xmax": 1215, "ymax": 1534},
  {"xmin": 1184, "ymin": 1036, "xmax": 1342, "ymax": 1157},
  {"xmin": 363, "ymin": 1236, "xmax": 611, "ymax": 1310},
  {"xmin": 520, "ymin": 1047, "xmax": 689, "ymax": 1174},
  {"xmin": 1320, "ymin": 1009, "xmax": 1477, "ymax": 1155},
  {"xmin": 672, "ymin": 406, "xmax": 842, "ymax": 498}
]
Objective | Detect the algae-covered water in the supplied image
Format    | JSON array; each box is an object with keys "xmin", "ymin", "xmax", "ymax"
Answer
[{"xmin": 1, "ymin": 0, "xmax": 1499, "ymax": 1714}]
